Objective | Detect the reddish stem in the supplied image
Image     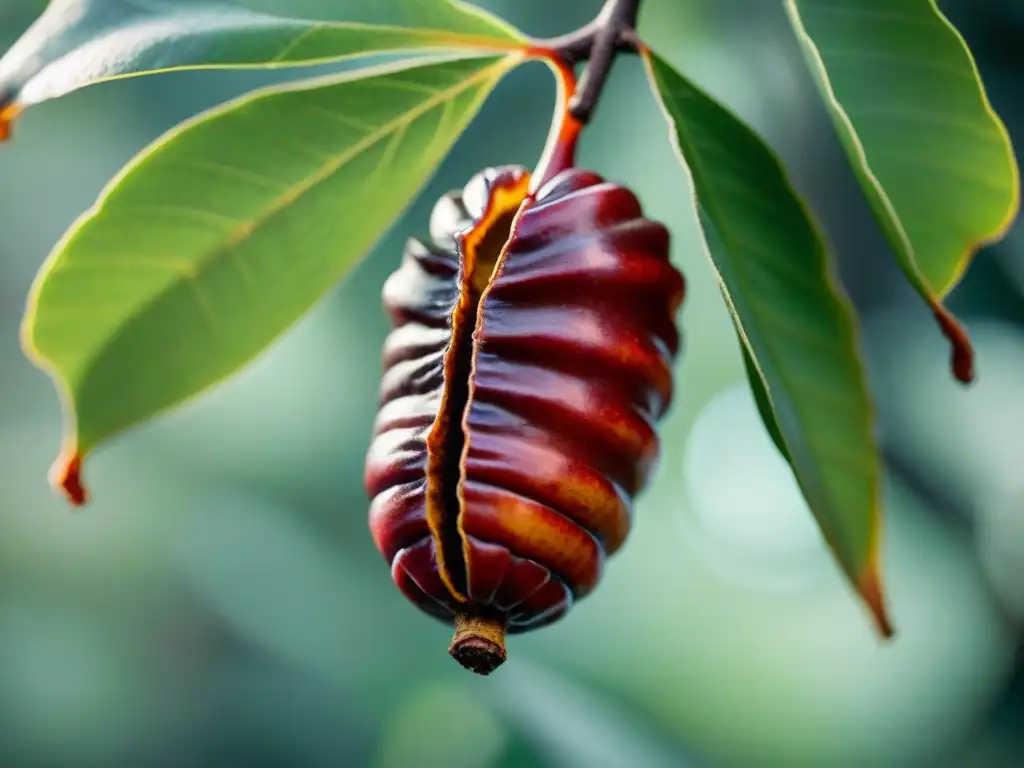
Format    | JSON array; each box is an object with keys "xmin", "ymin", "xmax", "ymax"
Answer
[
  {"xmin": 518, "ymin": 0, "xmax": 644, "ymax": 191},
  {"xmin": 526, "ymin": 53, "xmax": 582, "ymax": 192}
]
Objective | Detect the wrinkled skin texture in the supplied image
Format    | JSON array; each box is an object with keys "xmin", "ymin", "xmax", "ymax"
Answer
[{"xmin": 365, "ymin": 165, "xmax": 685, "ymax": 633}]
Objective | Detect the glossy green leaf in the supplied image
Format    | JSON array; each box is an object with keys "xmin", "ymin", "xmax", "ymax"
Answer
[
  {"xmin": 0, "ymin": 0, "xmax": 523, "ymax": 133},
  {"xmin": 644, "ymin": 50, "xmax": 892, "ymax": 636},
  {"xmin": 786, "ymin": 0, "xmax": 1019, "ymax": 299},
  {"xmin": 736, "ymin": 321, "xmax": 792, "ymax": 466},
  {"xmin": 22, "ymin": 52, "xmax": 520, "ymax": 503}
]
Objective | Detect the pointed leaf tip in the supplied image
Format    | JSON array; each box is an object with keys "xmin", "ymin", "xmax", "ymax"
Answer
[
  {"xmin": 50, "ymin": 451, "xmax": 88, "ymax": 507},
  {"xmin": 859, "ymin": 565, "xmax": 895, "ymax": 640},
  {"xmin": 932, "ymin": 307, "xmax": 975, "ymax": 384},
  {"xmin": 0, "ymin": 104, "xmax": 16, "ymax": 142}
]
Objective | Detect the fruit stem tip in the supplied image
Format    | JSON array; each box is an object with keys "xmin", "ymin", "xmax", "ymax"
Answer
[{"xmin": 449, "ymin": 612, "xmax": 508, "ymax": 675}]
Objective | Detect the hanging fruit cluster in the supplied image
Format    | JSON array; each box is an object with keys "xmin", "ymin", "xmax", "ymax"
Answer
[{"xmin": 365, "ymin": 85, "xmax": 686, "ymax": 675}]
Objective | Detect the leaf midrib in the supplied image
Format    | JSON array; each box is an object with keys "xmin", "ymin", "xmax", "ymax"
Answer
[{"xmin": 132, "ymin": 56, "xmax": 511, "ymax": 285}]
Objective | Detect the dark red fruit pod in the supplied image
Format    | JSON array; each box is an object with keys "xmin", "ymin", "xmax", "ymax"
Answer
[{"xmin": 365, "ymin": 165, "xmax": 685, "ymax": 674}]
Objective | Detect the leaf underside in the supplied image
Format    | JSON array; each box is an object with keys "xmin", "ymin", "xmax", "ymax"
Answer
[
  {"xmin": 786, "ymin": 0, "xmax": 1019, "ymax": 299},
  {"xmin": 0, "ymin": 0, "xmax": 523, "ymax": 123},
  {"xmin": 643, "ymin": 49, "xmax": 891, "ymax": 636},
  {"xmin": 22, "ymin": 53, "xmax": 521, "ymax": 500}
]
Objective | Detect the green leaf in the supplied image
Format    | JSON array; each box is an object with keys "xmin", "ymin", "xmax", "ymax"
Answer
[
  {"xmin": 785, "ymin": 0, "xmax": 1019, "ymax": 299},
  {"xmin": 0, "ymin": 0, "xmax": 523, "ymax": 131},
  {"xmin": 643, "ymin": 50, "xmax": 892, "ymax": 637},
  {"xmin": 735, "ymin": 320, "xmax": 792, "ymax": 466},
  {"xmin": 22, "ymin": 52, "xmax": 520, "ymax": 503}
]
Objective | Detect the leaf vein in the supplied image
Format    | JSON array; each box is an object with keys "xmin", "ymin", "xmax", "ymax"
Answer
[
  {"xmin": 799, "ymin": 2, "xmax": 939, "ymax": 29},
  {"xmin": 846, "ymin": 104, "xmax": 1001, "ymax": 142},
  {"xmin": 172, "ymin": 157, "xmax": 288, "ymax": 191},
  {"xmin": 818, "ymin": 48, "xmax": 976, "ymax": 81},
  {"xmin": 268, "ymin": 25, "xmax": 325, "ymax": 64},
  {"xmin": 296, "ymin": 102, "xmax": 379, "ymax": 133}
]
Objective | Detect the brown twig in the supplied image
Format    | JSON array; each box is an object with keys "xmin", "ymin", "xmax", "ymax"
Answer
[{"xmin": 528, "ymin": 0, "xmax": 645, "ymax": 124}]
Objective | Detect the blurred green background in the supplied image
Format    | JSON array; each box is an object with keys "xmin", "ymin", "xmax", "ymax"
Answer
[{"xmin": 1, "ymin": 1, "xmax": 1022, "ymax": 766}]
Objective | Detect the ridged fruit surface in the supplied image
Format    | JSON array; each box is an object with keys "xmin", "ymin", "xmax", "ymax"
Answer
[{"xmin": 365, "ymin": 164, "xmax": 685, "ymax": 647}]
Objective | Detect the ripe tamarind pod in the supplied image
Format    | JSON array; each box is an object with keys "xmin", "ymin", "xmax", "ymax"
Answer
[{"xmin": 365, "ymin": 164, "xmax": 685, "ymax": 674}]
